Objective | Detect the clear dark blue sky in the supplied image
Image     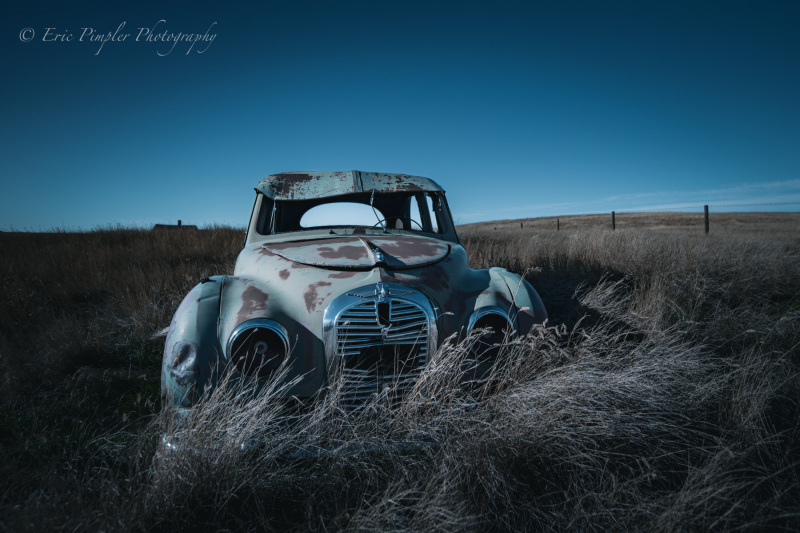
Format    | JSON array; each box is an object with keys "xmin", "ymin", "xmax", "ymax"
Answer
[{"xmin": 3, "ymin": 1, "xmax": 799, "ymax": 229}]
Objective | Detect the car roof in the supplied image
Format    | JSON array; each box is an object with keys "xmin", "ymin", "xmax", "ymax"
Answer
[{"xmin": 255, "ymin": 171, "xmax": 445, "ymax": 200}]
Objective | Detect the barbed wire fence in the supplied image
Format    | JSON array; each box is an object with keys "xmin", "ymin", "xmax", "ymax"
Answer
[
  {"xmin": 614, "ymin": 201, "xmax": 800, "ymax": 214},
  {"xmin": 507, "ymin": 201, "xmax": 800, "ymax": 234},
  {"xmin": 612, "ymin": 201, "xmax": 800, "ymax": 234}
]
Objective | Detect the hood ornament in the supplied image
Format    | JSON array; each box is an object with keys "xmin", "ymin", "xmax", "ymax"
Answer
[
  {"xmin": 347, "ymin": 283, "xmax": 413, "ymax": 299},
  {"xmin": 376, "ymin": 282, "xmax": 387, "ymax": 301}
]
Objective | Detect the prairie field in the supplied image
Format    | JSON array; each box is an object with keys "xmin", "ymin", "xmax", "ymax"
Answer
[{"xmin": 1, "ymin": 213, "xmax": 799, "ymax": 531}]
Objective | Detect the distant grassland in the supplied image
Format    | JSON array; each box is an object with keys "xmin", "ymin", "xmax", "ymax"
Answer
[
  {"xmin": 1, "ymin": 214, "xmax": 798, "ymax": 531},
  {"xmin": 463, "ymin": 210, "xmax": 800, "ymax": 233}
]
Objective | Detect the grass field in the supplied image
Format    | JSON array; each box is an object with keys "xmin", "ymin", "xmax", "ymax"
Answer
[{"xmin": 1, "ymin": 213, "xmax": 798, "ymax": 531}]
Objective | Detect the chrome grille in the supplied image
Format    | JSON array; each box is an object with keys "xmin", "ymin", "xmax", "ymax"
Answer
[{"xmin": 333, "ymin": 296, "xmax": 429, "ymax": 409}]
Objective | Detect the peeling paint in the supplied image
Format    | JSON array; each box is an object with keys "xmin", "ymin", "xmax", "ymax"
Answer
[
  {"xmin": 267, "ymin": 237, "xmax": 358, "ymax": 251},
  {"xmin": 237, "ymin": 284, "xmax": 269, "ymax": 324},
  {"xmin": 328, "ymin": 271, "xmax": 358, "ymax": 279},
  {"xmin": 303, "ymin": 281, "xmax": 332, "ymax": 313},
  {"xmin": 256, "ymin": 171, "xmax": 444, "ymax": 200},
  {"xmin": 263, "ymin": 235, "xmax": 448, "ymax": 270},
  {"xmin": 257, "ymin": 246, "xmax": 278, "ymax": 257},
  {"xmin": 271, "ymin": 172, "xmax": 316, "ymax": 198},
  {"xmin": 279, "ymin": 269, "xmax": 290, "ymax": 280},
  {"xmin": 372, "ymin": 236, "xmax": 448, "ymax": 259},
  {"xmin": 317, "ymin": 244, "xmax": 369, "ymax": 261}
]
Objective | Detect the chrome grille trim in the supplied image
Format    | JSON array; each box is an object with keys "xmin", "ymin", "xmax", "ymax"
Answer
[{"xmin": 323, "ymin": 282, "xmax": 437, "ymax": 409}]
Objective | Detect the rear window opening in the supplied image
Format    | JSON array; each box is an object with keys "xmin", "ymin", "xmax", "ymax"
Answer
[{"xmin": 300, "ymin": 203, "xmax": 383, "ymax": 228}]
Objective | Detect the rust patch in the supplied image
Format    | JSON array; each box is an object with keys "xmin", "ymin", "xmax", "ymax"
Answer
[
  {"xmin": 271, "ymin": 173, "xmax": 316, "ymax": 199},
  {"xmin": 303, "ymin": 281, "xmax": 333, "ymax": 313},
  {"xmin": 317, "ymin": 244, "xmax": 369, "ymax": 260},
  {"xmin": 265, "ymin": 237, "xmax": 375, "ymax": 268},
  {"xmin": 381, "ymin": 174, "xmax": 423, "ymax": 191},
  {"xmin": 394, "ymin": 182, "xmax": 423, "ymax": 191},
  {"xmin": 257, "ymin": 245, "xmax": 278, "ymax": 257},
  {"xmin": 328, "ymin": 271, "xmax": 359, "ymax": 279},
  {"xmin": 267, "ymin": 237, "xmax": 358, "ymax": 251},
  {"xmin": 373, "ymin": 236, "xmax": 448, "ymax": 259},
  {"xmin": 237, "ymin": 285, "xmax": 269, "ymax": 324},
  {"xmin": 279, "ymin": 269, "xmax": 290, "ymax": 280}
]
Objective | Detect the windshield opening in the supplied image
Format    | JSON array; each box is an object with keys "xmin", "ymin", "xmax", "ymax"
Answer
[{"xmin": 260, "ymin": 192, "xmax": 447, "ymax": 235}]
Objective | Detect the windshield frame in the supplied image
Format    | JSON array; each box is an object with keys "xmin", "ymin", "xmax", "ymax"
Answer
[{"xmin": 245, "ymin": 191, "xmax": 460, "ymax": 245}]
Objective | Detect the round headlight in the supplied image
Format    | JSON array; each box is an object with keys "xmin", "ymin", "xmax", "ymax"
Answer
[{"xmin": 227, "ymin": 320, "xmax": 289, "ymax": 378}]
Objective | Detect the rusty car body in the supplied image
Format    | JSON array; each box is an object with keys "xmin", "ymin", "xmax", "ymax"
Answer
[{"xmin": 161, "ymin": 171, "xmax": 547, "ymax": 411}]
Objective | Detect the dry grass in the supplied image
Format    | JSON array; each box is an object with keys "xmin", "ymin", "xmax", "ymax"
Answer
[
  {"xmin": 0, "ymin": 226, "xmax": 242, "ymax": 396},
  {"xmin": 1, "ymin": 214, "xmax": 799, "ymax": 531}
]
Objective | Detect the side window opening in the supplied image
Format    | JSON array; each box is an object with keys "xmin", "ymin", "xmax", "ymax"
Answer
[
  {"xmin": 426, "ymin": 194, "xmax": 441, "ymax": 233},
  {"xmin": 408, "ymin": 195, "xmax": 425, "ymax": 231},
  {"xmin": 256, "ymin": 196, "xmax": 275, "ymax": 235}
]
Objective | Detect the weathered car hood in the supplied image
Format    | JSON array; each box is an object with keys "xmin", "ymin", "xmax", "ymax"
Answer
[{"xmin": 262, "ymin": 235, "xmax": 450, "ymax": 270}]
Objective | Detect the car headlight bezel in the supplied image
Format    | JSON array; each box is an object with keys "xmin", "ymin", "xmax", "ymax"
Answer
[
  {"xmin": 467, "ymin": 306, "xmax": 515, "ymax": 360},
  {"xmin": 226, "ymin": 318, "xmax": 290, "ymax": 378}
]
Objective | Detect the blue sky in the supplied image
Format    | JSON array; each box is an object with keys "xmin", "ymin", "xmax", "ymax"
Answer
[{"xmin": 3, "ymin": 1, "xmax": 799, "ymax": 230}]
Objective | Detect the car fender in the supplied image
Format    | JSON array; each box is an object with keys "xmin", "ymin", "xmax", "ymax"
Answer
[
  {"xmin": 490, "ymin": 267, "xmax": 548, "ymax": 334},
  {"xmin": 161, "ymin": 276, "xmax": 224, "ymax": 409},
  {"xmin": 216, "ymin": 275, "xmax": 326, "ymax": 397}
]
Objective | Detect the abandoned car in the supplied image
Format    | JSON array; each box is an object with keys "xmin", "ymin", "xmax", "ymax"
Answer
[{"xmin": 161, "ymin": 171, "xmax": 547, "ymax": 411}]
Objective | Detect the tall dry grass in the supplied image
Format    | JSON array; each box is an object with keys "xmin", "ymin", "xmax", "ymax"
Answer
[
  {"xmin": 0, "ymin": 227, "xmax": 242, "ymax": 396},
  {"xmin": 1, "ymin": 216, "xmax": 799, "ymax": 531},
  {"xmin": 463, "ymin": 220, "xmax": 800, "ymax": 350}
]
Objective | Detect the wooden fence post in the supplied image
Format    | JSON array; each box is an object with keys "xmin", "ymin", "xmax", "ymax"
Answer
[
  {"xmin": 612, "ymin": 211, "xmax": 616, "ymax": 231},
  {"xmin": 704, "ymin": 205, "xmax": 709, "ymax": 234},
  {"xmin": 557, "ymin": 218, "xmax": 560, "ymax": 231}
]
